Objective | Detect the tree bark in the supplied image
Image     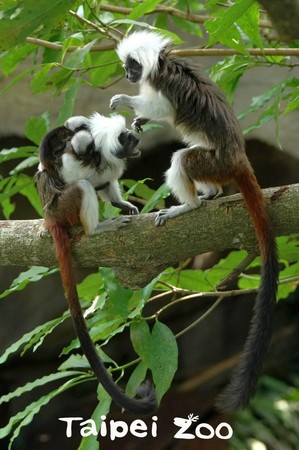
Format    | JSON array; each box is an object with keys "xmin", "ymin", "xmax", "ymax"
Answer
[
  {"xmin": 0, "ymin": 184, "xmax": 298, "ymax": 288},
  {"xmin": 258, "ymin": 0, "xmax": 299, "ymax": 39}
]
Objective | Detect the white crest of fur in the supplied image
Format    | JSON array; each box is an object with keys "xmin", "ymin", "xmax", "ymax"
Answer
[
  {"xmin": 88, "ymin": 112, "xmax": 126, "ymax": 161},
  {"xmin": 116, "ymin": 31, "xmax": 172, "ymax": 78}
]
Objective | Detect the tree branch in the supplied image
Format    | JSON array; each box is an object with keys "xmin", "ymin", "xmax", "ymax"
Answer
[
  {"xmin": 25, "ymin": 36, "xmax": 299, "ymax": 58},
  {"xmin": 25, "ymin": 37, "xmax": 115, "ymax": 52},
  {"xmin": 171, "ymin": 47, "xmax": 299, "ymax": 57},
  {"xmin": 0, "ymin": 184, "xmax": 298, "ymax": 288},
  {"xmin": 98, "ymin": 4, "xmax": 272, "ymax": 29}
]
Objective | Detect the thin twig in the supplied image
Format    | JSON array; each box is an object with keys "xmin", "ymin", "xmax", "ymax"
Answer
[
  {"xmin": 99, "ymin": 4, "xmax": 273, "ymax": 29},
  {"xmin": 69, "ymin": 9, "xmax": 108, "ymax": 36},
  {"xmin": 171, "ymin": 47, "xmax": 299, "ymax": 57},
  {"xmin": 173, "ymin": 252, "xmax": 258, "ymax": 339},
  {"xmin": 25, "ymin": 37, "xmax": 114, "ymax": 52},
  {"xmin": 216, "ymin": 252, "xmax": 257, "ymax": 291},
  {"xmin": 175, "ymin": 295, "xmax": 225, "ymax": 339},
  {"xmin": 25, "ymin": 37, "xmax": 299, "ymax": 59},
  {"xmin": 85, "ymin": 0, "xmax": 124, "ymax": 41}
]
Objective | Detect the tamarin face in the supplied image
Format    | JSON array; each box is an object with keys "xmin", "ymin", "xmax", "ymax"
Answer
[
  {"xmin": 89, "ymin": 112, "xmax": 140, "ymax": 161},
  {"xmin": 123, "ymin": 56, "xmax": 143, "ymax": 83},
  {"xmin": 116, "ymin": 130, "xmax": 140, "ymax": 159}
]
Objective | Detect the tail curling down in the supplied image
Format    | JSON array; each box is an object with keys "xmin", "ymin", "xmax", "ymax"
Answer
[
  {"xmin": 49, "ymin": 223, "xmax": 157, "ymax": 415},
  {"xmin": 217, "ymin": 169, "xmax": 279, "ymax": 412}
]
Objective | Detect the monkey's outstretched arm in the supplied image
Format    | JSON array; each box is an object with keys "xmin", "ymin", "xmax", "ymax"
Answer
[
  {"xmin": 110, "ymin": 94, "xmax": 172, "ymax": 118},
  {"xmin": 110, "ymin": 93, "xmax": 173, "ymax": 132},
  {"xmin": 98, "ymin": 180, "xmax": 139, "ymax": 215}
]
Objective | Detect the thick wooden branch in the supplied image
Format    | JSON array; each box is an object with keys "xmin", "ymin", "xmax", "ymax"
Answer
[{"xmin": 0, "ymin": 184, "xmax": 298, "ymax": 288}]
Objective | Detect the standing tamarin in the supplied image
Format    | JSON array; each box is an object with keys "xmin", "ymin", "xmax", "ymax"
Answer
[
  {"xmin": 36, "ymin": 113, "xmax": 157, "ymax": 414},
  {"xmin": 110, "ymin": 31, "xmax": 279, "ymax": 412}
]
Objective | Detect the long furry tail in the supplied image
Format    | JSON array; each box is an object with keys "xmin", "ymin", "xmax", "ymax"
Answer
[
  {"xmin": 216, "ymin": 168, "xmax": 279, "ymax": 412},
  {"xmin": 49, "ymin": 222, "xmax": 157, "ymax": 415}
]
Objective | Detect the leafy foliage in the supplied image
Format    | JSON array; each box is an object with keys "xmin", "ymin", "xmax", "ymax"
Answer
[
  {"xmin": 228, "ymin": 376, "xmax": 299, "ymax": 450},
  {"xmin": 0, "ymin": 1, "xmax": 298, "ymax": 449}
]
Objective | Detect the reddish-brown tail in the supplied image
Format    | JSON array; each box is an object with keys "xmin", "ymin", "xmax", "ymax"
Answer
[
  {"xmin": 217, "ymin": 168, "xmax": 279, "ymax": 412},
  {"xmin": 48, "ymin": 221, "xmax": 157, "ymax": 415}
]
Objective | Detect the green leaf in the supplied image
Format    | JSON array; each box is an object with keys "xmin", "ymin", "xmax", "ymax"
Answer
[
  {"xmin": 63, "ymin": 39, "xmax": 97, "ymax": 69},
  {"xmin": 205, "ymin": 250, "xmax": 250, "ymax": 287},
  {"xmin": 57, "ymin": 79, "xmax": 80, "ymax": 125},
  {"xmin": 0, "ymin": 313, "xmax": 68, "ymax": 364},
  {"xmin": 22, "ymin": 311, "xmax": 69, "ymax": 355},
  {"xmin": 209, "ymin": 56, "xmax": 254, "ymax": 102},
  {"xmin": 242, "ymin": 102, "xmax": 277, "ymax": 135},
  {"xmin": 150, "ymin": 321, "xmax": 178, "ymax": 401},
  {"xmin": 130, "ymin": 320, "xmax": 152, "ymax": 367},
  {"xmin": 159, "ymin": 268, "xmax": 214, "ymax": 292},
  {"xmin": 205, "ymin": 0, "xmax": 255, "ymax": 50},
  {"xmin": 77, "ymin": 272, "xmax": 104, "ymax": 303},
  {"xmin": 100, "ymin": 268, "xmax": 134, "ymax": 318},
  {"xmin": 121, "ymin": 178, "xmax": 157, "ymax": 203},
  {"xmin": 58, "ymin": 353, "xmax": 91, "ymax": 371},
  {"xmin": 89, "ymin": 50, "xmax": 119, "ymax": 86},
  {"xmin": 0, "ymin": 374, "xmax": 89, "ymax": 445},
  {"xmin": 126, "ymin": 360, "xmax": 148, "ymax": 397},
  {"xmin": 30, "ymin": 63, "xmax": 57, "ymax": 93},
  {"xmin": 0, "ymin": 44, "xmax": 35, "ymax": 76},
  {"xmin": 239, "ymin": 78, "xmax": 297, "ymax": 120},
  {"xmin": 237, "ymin": 2, "xmax": 263, "ymax": 48},
  {"xmin": 91, "ymin": 319, "xmax": 127, "ymax": 343},
  {"xmin": 277, "ymin": 236, "xmax": 299, "ymax": 262},
  {"xmin": 238, "ymin": 78, "xmax": 297, "ymax": 136},
  {"xmin": 128, "ymin": 0, "xmax": 163, "ymax": 21},
  {"xmin": 24, "ymin": 113, "xmax": 50, "ymax": 145},
  {"xmin": 62, "ymin": 32, "xmax": 84, "ymax": 56},
  {"xmin": 0, "ymin": 174, "xmax": 42, "ymax": 215},
  {"xmin": 0, "ymin": 1, "xmax": 16, "ymax": 10},
  {"xmin": 277, "ymin": 262, "xmax": 299, "ymax": 300},
  {"xmin": 130, "ymin": 320, "xmax": 178, "ymax": 401},
  {"xmin": 0, "ymin": 0, "xmax": 78, "ymax": 50},
  {"xmin": 0, "ymin": 266, "xmax": 58, "ymax": 299},
  {"xmin": 9, "ymin": 156, "xmax": 39, "ymax": 175},
  {"xmin": 284, "ymin": 86, "xmax": 299, "ymax": 114},
  {"xmin": 206, "ymin": 0, "xmax": 220, "ymax": 9},
  {"xmin": 0, "ymin": 371, "xmax": 82, "ymax": 404},
  {"xmin": 141, "ymin": 183, "xmax": 171, "ymax": 213},
  {"xmin": 15, "ymin": 174, "xmax": 43, "ymax": 216},
  {"xmin": 0, "ymin": 146, "xmax": 37, "ymax": 163},
  {"xmin": 79, "ymin": 386, "xmax": 112, "ymax": 450}
]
